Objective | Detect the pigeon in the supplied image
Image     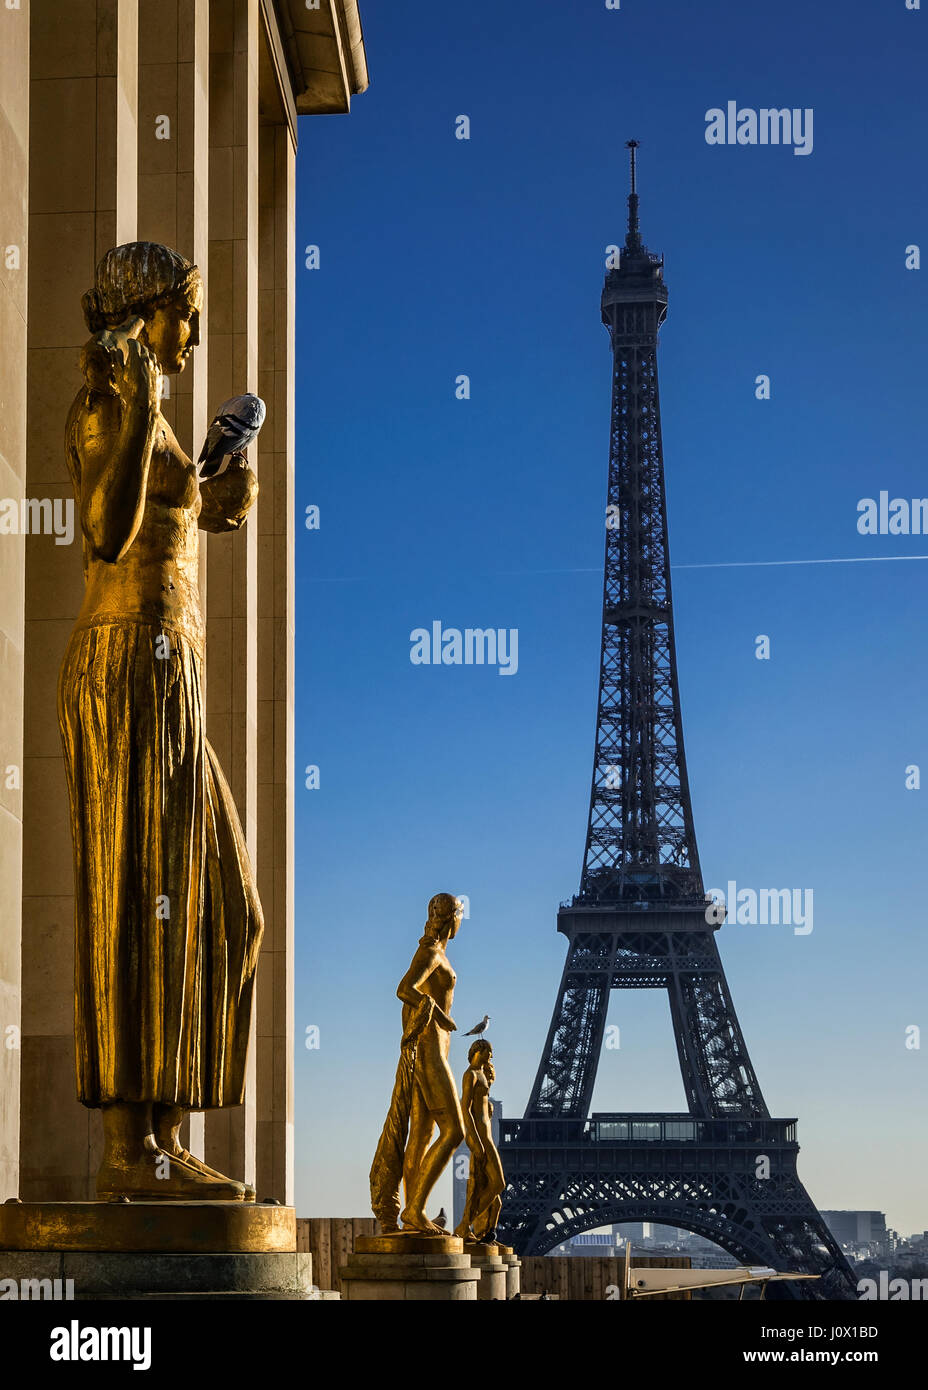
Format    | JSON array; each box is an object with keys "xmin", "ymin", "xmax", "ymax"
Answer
[
  {"xmin": 463, "ymin": 1015, "xmax": 490, "ymax": 1037},
  {"xmin": 434, "ymin": 1208, "xmax": 448, "ymax": 1230},
  {"xmin": 198, "ymin": 393, "xmax": 266, "ymax": 478}
]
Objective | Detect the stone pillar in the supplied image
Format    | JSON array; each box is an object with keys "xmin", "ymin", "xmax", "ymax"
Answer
[
  {"xmin": 203, "ymin": 0, "xmax": 260, "ymax": 1189},
  {"xmin": 20, "ymin": 0, "xmax": 138, "ymax": 1202},
  {"xmin": 136, "ymin": 0, "xmax": 210, "ymax": 1159},
  {"xmin": 136, "ymin": 0, "xmax": 209, "ymax": 456},
  {"xmin": 499, "ymin": 1245, "xmax": 521, "ymax": 1299},
  {"xmin": 255, "ymin": 117, "xmax": 295, "ymax": 1205},
  {"xmin": 0, "ymin": 0, "xmax": 30, "ymax": 1202},
  {"xmin": 468, "ymin": 1243, "xmax": 507, "ymax": 1300}
]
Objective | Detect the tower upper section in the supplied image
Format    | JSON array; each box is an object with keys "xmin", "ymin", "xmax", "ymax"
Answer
[
  {"xmin": 601, "ymin": 141, "xmax": 669, "ymax": 343},
  {"xmin": 579, "ymin": 142, "xmax": 703, "ymax": 905}
]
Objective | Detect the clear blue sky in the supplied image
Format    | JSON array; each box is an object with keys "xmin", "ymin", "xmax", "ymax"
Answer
[{"xmin": 292, "ymin": 0, "xmax": 928, "ymax": 1236}]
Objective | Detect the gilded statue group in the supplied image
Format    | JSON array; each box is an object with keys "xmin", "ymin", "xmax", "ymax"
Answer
[
  {"xmin": 60, "ymin": 242, "xmax": 505, "ymax": 1228},
  {"xmin": 370, "ymin": 893, "xmax": 506, "ymax": 1246}
]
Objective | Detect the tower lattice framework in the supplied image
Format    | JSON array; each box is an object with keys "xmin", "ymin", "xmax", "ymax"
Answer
[{"xmin": 497, "ymin": 145, "xmax": 856, "ymax": 1300}]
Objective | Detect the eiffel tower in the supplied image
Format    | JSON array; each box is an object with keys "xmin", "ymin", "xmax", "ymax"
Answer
[{"xmin": 497, "ymin": 144, "xmax": 857, "ymax": 1299}]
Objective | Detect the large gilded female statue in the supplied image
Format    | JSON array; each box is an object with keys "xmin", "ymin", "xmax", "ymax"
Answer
[
  {"xmin": 370, "ymin": 893, "xmax": 466, "ymax": 1234},
  {"xmin": 59, "ymin": 242, "xmax": 263, "ymax": 1201}
]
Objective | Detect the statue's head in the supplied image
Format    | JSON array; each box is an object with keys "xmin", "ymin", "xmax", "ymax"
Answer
[
  {"xmin": 82, "ymin": 242, "xmax": 203, "ymax": 375},
  {"xmin": 468, "ymin": 1039, "xmax": 492, "ymax": 1069},
  {"xmin": 425, "ymin": 892, "xmax": 464, "ymax": 943}
]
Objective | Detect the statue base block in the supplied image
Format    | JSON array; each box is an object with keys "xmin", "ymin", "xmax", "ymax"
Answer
[
  {"xmin": 0, "ymin": 1200, "xmax": 295, "ymax": 1254},
  {"xmin": 0, "ymin": 1248, "xmax": 313, "ymax": 1300},
  {"xmin": 355, "ymin": 1232, "xmax": 462, "ymax": 1256},
  {"xmin": 0, "ymin": 1201, "xmax": 309, "ymax": 1300},
  {"xmin": 464, "ymin": 1244, "xmax": 507, "ymax": 1301},
  {"xmin": 496, "ymin": 1246, "xmax": 522, "ymax": 1298},
  {"xmin": 340, "ymin": 1246, "xmax": 478, "ymax": 1301}
]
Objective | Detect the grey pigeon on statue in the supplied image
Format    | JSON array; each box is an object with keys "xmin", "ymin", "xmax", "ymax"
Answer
[
  {"xmin": 463, "ymin": 1014, "xmax": 490, "ymax": 1037},
  {"xmin": 198, "ymin": 393, "xmax": 266, "ymax": 478}
]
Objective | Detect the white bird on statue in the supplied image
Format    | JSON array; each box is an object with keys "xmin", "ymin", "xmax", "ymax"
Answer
[
  {"xmin": 463, "ymin": 1014, "xmax": 490, "ymax": 1037},
  {"xmin": 197, "ymin": 393, "xmax": 266, "ymax": 478}
]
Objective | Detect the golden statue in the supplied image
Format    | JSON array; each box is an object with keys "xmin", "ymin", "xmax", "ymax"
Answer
[
  {"xmin": 370, "ymin": 893, "xmax": 465, "ymax": 1234},
  {"xmin": 454, "ymin": 1041, "xmax": 505, "ymax": 1244},
  {"xmin": 58, "ymin": 242, "xmax": 263, "ymax": 1201}
]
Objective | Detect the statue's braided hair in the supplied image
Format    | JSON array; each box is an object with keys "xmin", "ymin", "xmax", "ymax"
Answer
[{"xmin": 81, "ymin": 241, "xmax": 200, "ymax": 332}]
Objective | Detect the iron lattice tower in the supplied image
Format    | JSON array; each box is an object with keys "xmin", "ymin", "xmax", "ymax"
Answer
[{"xmin": 497, "ymin": 145, "xmax": 856, "ymax": 1299}]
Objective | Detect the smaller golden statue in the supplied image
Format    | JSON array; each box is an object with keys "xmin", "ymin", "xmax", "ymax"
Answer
[
  {"xmin": 454, "ymin": 1040, "xmax": 505, "ymax": 1245},
  {"xmin": 369, "ymin": 893, "xmax": 465, "ymax": 1235}
]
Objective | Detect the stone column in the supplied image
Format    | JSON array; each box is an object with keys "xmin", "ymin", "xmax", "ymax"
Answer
[
  {"xmin": 0, "ymin": 0, "xmax": 30, "ymax": 1202},
  {"xmin": 20, "ymin": 0, "xmax": 138, "ymax": 1201},
  {"xmin": 500, "ymin": 1246, "xmax": 522, "ymax": 1299},
  {"xmin": 203, "ymin": 0, "xmax": 260, "ymax": 1189},
  {"xmin": 468, "ymin": 1243, "xmax": 508, "ymax": 1300},
  {"xmin": 255, "ymin": 117, "xmax": 295, "ymax": 1205},
  {"xmin": 136, "ymin": 0, "xmax": 210, "ymax": 1159},
  {"xmin": 136, "ymin": 0, "xmax": 209, "ymax": 456}
]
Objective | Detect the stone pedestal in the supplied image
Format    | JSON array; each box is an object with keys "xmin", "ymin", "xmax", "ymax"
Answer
[
  {"xmin": 0, "ymin": 1200, "xmax": 295, "ymax": 1252},
  {"xmin": 465, "ymin": 1240, "xmax": 507, "ymax": 1300},
  {"xmin": 0, "ymin": 1200, "xmax": 309, "ymax": 1299},
  {"xmin": 0, "ymin": 1249, "xmax": 312, "ymax": 1299},
  {"xmin": 497, "ymin": 1244, "xmax": 521, "ymax": 1299},
  {"xmin": 340, "ymin": 1233, "xmax": 479, "ymax": 1302}
]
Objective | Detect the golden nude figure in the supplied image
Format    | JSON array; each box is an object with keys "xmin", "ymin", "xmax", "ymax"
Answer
[
  {"xmin": 58, "ymin": 242, "xmax": 263, "ymax": 1201},
  {"xmin": 369, "ymin": 893, "xmax": 466, "ymax": 1235},
  {"xmin": 454, "ymin": 1041, "xmax": 505, "ymax": 1244}
]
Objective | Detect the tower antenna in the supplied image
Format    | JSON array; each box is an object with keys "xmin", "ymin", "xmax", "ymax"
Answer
[{"xmin": 626, "ymin": 138, "xmax": 641, "ymax": 251}]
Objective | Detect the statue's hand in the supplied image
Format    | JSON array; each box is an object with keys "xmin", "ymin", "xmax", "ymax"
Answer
[
  {"xmin": 120, "ymin": 336, "xmax": 161, "ymax": 412},
  {"xmin": 81, "ymin": 316, "xmax": 152, "ymax": 401}
]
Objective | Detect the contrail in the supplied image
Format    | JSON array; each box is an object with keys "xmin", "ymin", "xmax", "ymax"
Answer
[
  {"xmin": 305, "ymin": 554, "xmax": 928, "ymax": 584},
  {"xmin": 673, "ymin": 554, "xmax": 928, "ymax": 570},
  {"xmin": 490, "ymin": 555, "xmax": 928, "ymax": 576}
]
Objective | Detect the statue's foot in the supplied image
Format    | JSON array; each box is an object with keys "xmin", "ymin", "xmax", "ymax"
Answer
[
  {"xmin": 162, "ymin": 1147, "xmax": 256, "ymax": 1202},
  {"xmin": 399, "ymin": 1206, "xmax": 445, "ymax": 1235},
  {"xmin": 96, "ymin": 1149, "xmax": 246, "ymax": 1202}
]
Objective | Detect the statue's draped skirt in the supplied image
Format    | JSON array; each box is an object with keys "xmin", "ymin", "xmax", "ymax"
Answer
[{"xmin": 58, "ymin": 618, "xmax": 264, "ymax": 1109}]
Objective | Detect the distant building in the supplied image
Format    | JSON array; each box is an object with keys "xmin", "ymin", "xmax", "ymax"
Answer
[{"xmin": 821, "ymin": 1211, "xmax": 889, "ymax": 1252}]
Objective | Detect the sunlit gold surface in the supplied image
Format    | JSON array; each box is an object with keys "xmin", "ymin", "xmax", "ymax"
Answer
[
  {"xmin": 454, "ymin": 1043, "xmax": 505, "ymax": 1244},
  {"xmin": 58, "ymin": 243, "xmax": 263, "ymax": 1201},
  {"xmin": 0, "ymin": 1203, "xmax": 294, "ymax": 1254},
  {"xmin": 355, "ymin": 1233, "xmax": 463, "ymax": 1256},
  {"xmin": 369, "ymin": 894, "xmax": 466, "ymax": 1233}
]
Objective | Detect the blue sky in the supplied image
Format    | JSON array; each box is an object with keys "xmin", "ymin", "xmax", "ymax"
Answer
[{"xmin": 292, "ymin": 0, "xmax": 928, "ymax": 1235}]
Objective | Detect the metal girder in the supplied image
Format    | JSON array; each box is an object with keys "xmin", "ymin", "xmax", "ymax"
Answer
[
  {"xmin": 498, "ymin": 1163, "xmax": 856, "ymax": 1300},
  {"xmin": 506, "ymin": 148, "xmax": 853, "ymax": 1301}
]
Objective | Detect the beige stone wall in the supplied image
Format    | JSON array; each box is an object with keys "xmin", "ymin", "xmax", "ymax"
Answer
[
  {"xmin": 136, "ymin": 0, "xmax": 212, "ymax": 1161},
  {"xmin": 0, "ymin": 0, "xmax": 29, "ymax": 1202},
  {"xmin": 21, "ymin": 0, "xmax": 139, "ymax": 1201},
  {"xmin": 5, "ymin": 0, "xmax": 365, "ymax": 1206},
  {"xmin": 256, "ymin": 118, "xmax": 295, "ymax": 1205},
  {"xmin": 202, "ymin": 0, "xmax": 261, "ymax": 1189}
]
